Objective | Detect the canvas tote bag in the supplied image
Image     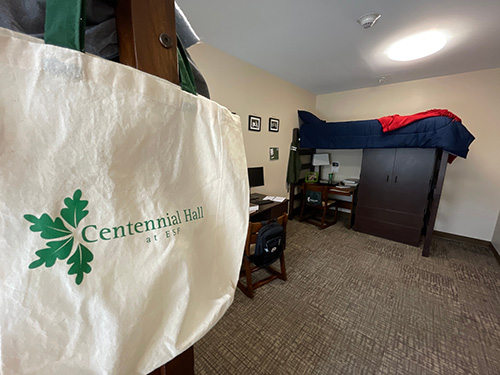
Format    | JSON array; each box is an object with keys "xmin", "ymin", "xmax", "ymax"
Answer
[{"xmin": 0, "ymin": 6, "xmax": 248, "ymax": 374}]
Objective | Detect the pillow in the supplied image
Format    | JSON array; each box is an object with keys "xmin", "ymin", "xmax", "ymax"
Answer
[{"xmin": 298, "ymin": 110, "xmax": 326, "ymax": 124}]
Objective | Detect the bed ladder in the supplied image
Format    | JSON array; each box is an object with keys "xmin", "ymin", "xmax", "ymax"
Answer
[{"xmin": 288, "ymin": 128, "xmax": 315, "ymax": 219}]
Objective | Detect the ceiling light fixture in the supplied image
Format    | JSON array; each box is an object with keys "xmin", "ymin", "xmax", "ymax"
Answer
[
  {"xmin": 387, "ymin": 30, "xmax": 447, "ymax": 61},
  {"xmin": 357, "ymin": 13, "xmax": 381, "ymax": 29}
]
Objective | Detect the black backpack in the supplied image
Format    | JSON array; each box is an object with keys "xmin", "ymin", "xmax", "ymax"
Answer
[{"xmin": 252, "ymin": 221, "xmax": 285, "ymax": 267}]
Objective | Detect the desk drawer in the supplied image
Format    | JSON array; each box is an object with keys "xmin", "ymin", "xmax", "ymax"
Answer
[{"xmin": 250, "ymin": 200, "xmax": 288, "ymax": 222}]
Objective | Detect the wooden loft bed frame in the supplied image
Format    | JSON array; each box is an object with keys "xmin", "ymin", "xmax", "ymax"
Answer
[
  {"xmin": 288, "ymin": 127, "xmax": 448, "ymax": 257},
  {"xmin": 116, "ymin": 0, "xmax": 179, "ymax": 84},
  {"xmin": 288, "ymin": 128, "xmax": 314, "ymax": 221},
  {"xmin": 115, "ymin": 1, "xmax": 193, "ymax": 374}
]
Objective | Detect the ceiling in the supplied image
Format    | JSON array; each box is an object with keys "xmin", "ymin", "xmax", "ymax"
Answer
[{"xmin": 177, "ymin": 0, "xmax": 500, "ymax": 95}]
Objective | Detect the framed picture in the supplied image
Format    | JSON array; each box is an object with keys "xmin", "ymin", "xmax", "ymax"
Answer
[
  {"xmin": 269, "ymin": 118, "xmax": 280, "ymax": 132},
  {"xmin": 305, "ymin": 172, "xmax": 318, "ymax": 183},
  {"xmin": 248, "ymin": 115, "xmax": 261, "ymax": 132},
  {"xmin": 269, "ymin": 147, "xmax": 279, "ymax": 161}
]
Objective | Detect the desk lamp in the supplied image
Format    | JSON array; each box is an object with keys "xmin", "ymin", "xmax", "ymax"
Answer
[{"xmin": 312, "ymin": 153, "xmax": 331, "ymax": 183}]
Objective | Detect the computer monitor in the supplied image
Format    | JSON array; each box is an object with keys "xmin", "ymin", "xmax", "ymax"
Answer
[{"xmin": 248, "ymin": 167, "xmax": 264, "ymax": 188}]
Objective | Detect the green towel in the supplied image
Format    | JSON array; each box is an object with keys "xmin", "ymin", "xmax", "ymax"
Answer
[{"xmin": 286, "ymin": 139, "xmax": 302, "ymax": 184}]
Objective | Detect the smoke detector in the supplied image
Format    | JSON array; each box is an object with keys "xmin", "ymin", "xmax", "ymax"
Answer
[{"xmin": 357, "ymin": 13, "xmax": 381, "ymax": 29}]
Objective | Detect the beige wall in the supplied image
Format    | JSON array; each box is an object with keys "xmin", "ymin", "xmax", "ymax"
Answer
[
  {"xmin": 188, "ymin": 43, "xmax": 316, "ymax": 197},
  {"xmin": 316, "ymin": 68, "xmax": 500, "ymax": 241}
]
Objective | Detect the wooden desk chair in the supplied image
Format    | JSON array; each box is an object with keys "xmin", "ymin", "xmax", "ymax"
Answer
[
  {"xmin": 300, "ymin": 184, "xmax": 338, "ymax": 229},
  {"xmin": 237, "ymin": 213, "xmax": 288, "ymax": 298}
]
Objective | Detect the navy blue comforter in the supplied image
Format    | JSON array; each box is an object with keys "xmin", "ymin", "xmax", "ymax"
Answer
[{"xmin": 299, "ymin": 112, "xmax": 475, "ymax": 159}]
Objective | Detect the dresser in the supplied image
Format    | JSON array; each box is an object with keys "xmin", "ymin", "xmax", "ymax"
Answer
[{"xmin": 354, "ymin": 148, "xmax": 437, "ymax": 246}]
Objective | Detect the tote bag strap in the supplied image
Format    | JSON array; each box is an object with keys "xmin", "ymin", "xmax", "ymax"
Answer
[
  {"xmin": 45, "ymin": 0, "xmax": 86, "ymax": 51},
  {"xmin": 176, "ymin": 36, "xmax": 197, "ymax": 95}
]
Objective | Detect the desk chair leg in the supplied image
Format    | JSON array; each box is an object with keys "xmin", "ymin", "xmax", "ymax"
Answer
[
  {"xmin": 321, "ymin": 206, "xmax": 328, "ymax": 229},
  {"xmin": 238, "ymin": 257, "xmax": 254, "ymax": 298},
  {"xmin": 279, "ymin": 253, "xmax": 287, "ymax": 281}
]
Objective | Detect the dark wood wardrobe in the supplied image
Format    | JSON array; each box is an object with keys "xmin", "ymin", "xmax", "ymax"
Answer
[{"xmin": 354, "ymin": 148, "xmax": 444, "ymax": 248}]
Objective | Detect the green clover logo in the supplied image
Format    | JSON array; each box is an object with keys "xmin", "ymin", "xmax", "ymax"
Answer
[{"xmin": 24, "ymin": 189, "xmax": 93, "ymax": 285}]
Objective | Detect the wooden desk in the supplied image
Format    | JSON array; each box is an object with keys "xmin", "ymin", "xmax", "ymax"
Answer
[
  {"xmin": 250, "ymin": 200, "xmax": 289, "ymax": 222},
  {"xmin": 326, "ymin": 185, "xmax": 357, "ymax": 229},
  {"xmin": 300, "ymin": 183, "xmax": 357, "ymax": 229}
]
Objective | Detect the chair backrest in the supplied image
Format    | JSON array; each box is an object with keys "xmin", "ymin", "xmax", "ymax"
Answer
[
  {"xmin": 245, "ymin": 213, "xmax": 288, "ymax": 256},
  {"xmin": 304, "ymin": 183, "xmax": 324, "ymax": 192},
  {"xmin": 303, "ymin": 184, "xmax": 328, "ymax": 206}
]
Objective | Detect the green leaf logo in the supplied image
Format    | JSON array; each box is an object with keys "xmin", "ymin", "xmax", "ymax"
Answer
[
  {"xmin": 24, "ymin": 189, "xmax": 93, "ymax": 285},
  {"xmin": 61, "ymin": 189, "xmax": 89, "ymax": 228}
]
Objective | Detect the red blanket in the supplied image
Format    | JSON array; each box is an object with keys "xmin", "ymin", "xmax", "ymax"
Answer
[
  {"xmin": 378, "ymin": 109, "xmax": 462, "ymax": 163},
  {"xmin": 378, "ymin": 109, "xmax": 461, "ymax": 132}
]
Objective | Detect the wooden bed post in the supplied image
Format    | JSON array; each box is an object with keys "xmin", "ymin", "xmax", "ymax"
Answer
[
  {"xmin": 116, "ymin": 0, "xmax": 179, "ymax": 84},
  {"xmin": 115, "ymin": 1, "xmax": 193, "ymax": 374},
  {"xmin": 288, "ymin": 128, "xmax": 300, "ymax": 219},
  {"xmin": 288, "ymin": 127, "xmax": 315, "ymax": 219},
  {"xmin": 422, "ymin": 150, "xmax": 448, "ymax": 257}
]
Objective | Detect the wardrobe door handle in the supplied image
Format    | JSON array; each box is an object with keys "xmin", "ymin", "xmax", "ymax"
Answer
[
  {"xmin": 386, "ymin": 175, "xmax": 389, "ymax": 182},
  {"xmin": 394, "ymin": 175, "xmax": 398, "ymax": 183}
]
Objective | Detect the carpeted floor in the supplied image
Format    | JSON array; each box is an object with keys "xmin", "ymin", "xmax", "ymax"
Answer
[{"xmin": 194, "ymin": 219, "xmax": 500, "ymax": 375}]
